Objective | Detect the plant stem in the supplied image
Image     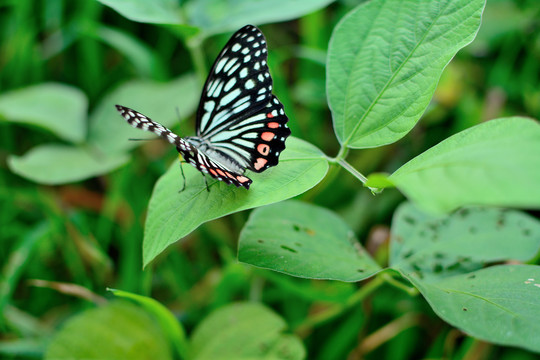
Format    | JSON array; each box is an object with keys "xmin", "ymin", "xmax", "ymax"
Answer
[
  {"xmin": 337, "ymin": 158, "xmax": 382, "ymax": 194},
  {"xmin": 380, "ymin": 271, "xmax": 418, "ymax": 296},
  {"xmin": 294, "ymin": 275, "xmax": 384, "ymax": 334},
  {"xmin": 186, "ymin": 35, "xmax": 207, "ymax": 85}
]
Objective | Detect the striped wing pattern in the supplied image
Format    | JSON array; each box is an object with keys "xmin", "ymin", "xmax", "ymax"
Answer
[
  {"xmin": 116, "ymin": 105, "xmax": 252, "ymax": 188},
  {"xmin": 115, "ymin": 25, "xmax": 290, "ymax": 190}
]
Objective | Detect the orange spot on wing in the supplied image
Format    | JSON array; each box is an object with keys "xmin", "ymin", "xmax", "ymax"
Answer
[
  {"xmin": 267, "ymin": 112, "xmax": 274, "ymax": 118},
  {"xmin": 254, "ymin": 158, "xmax": 268, "ymax": 170},
  {"xmin": 209, "ymin": 169, "xmax": 218, "ymax": 176},
  {"xmin": 267, "ymin": 122, "xmax": 279, "ymax": 129},
  {"xmin": 257, "ymin": 144, "xmax": 270, "ymax": 156},
  {"xmin": 237, "ymin": 176, "xmax": 250, "ymax": 183},
  {"xmin": 261, "ymin": 132, "xmax": 274, "ymax": 141},
  {"xmin": 216, "ymin": 169, "xmax": 226, "ymax": 177}
]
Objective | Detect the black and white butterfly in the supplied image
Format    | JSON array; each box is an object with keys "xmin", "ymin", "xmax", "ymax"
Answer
[{"xmin": 116, "ymin": 25, "xmax": 291, "ymax": 190}]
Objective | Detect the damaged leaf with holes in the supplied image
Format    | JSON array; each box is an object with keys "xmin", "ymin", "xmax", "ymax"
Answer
[
  {"xmin": 390, "ymin": 202, "xmax": 540, "ymax": 280},
  {"xmin": 238, "ymin": 200, "xmax": 382, "ymax": 281},
  {"xmin": 388, "ymin": 202, "xmax": 540, "ymax": 352}
]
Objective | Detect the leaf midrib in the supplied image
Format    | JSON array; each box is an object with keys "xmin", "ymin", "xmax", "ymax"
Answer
[{"xmin": 342, "ymin": 0, "xmax": 449, "ymax": 147}]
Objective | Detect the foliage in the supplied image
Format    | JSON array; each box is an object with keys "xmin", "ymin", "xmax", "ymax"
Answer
[{"xmin": 2, "ymin": 0, "xmax": 540, "ymax": 359}]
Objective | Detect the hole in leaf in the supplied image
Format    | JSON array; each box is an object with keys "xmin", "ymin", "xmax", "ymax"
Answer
[
  {"xmin": 281, "ymin": 245, "xmax": 297, "ymax": 253},
  {"xmin": 404, "ymin": 216, "xmax": 416, "ymax": 225},
  {"xmin": 462, "ymin": 308, "xmax": 468, "ymax": 312},
  {"xmin": 458, "ymin": 208, "xmax": 470, "ymax": 218},
  {"xmin": 257, "ymin": 239, "xmax": 264, "ymax": 243},
  {"xmin": 357, "ymin": 269, "xmax": 365, "ymax": 273}
]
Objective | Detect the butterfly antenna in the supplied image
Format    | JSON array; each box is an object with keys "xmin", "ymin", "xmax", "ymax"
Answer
[{"xmin": 128, "ymin": 138, "xmax": 161, "ymax": 141}]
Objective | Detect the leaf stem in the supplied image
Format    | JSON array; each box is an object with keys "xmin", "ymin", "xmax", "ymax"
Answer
[
  {"xmin": 294, "ymin": 275, "xmax": 384, "ymax": 335},
  {"xmin": 186, "ymin": 34, "xmax": 207, "ymax": 85},
  {"xmin": 380, "ymin": 271, "xmax": 418, "ymax": 296},
  {"xmin": 337, "ymin": 157, "xmax": 382, "ymax": 194}
]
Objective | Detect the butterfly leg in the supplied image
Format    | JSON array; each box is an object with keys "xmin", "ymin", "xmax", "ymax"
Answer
[
  {"xmin": 178, "ymin": 161, "xmax": 186, "ymax": 192},
  {"xmin": 203, "ymin": 173, "xmax": 210, "ymax": 192}
]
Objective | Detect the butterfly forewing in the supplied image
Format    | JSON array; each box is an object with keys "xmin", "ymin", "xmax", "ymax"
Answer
[{"xmin": 196, "ymin": 25, "xmax": 273, "ymax": 138}]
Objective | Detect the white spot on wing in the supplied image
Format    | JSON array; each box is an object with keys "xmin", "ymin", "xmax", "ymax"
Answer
[
  {"xmin": 231, "ymin": 43, "xmax": 241, "ymax": 52},
  {"xmin": 239, "ymin": 68, "xmax": 248, "ymax": 78},
  {"xmin": 215, "ymin": 58, "xmax": 228, "ymax": 73},
  {"xmin": 224, "ymin": 78, "xmax": 236, "ymax": 92},
  {"xmin": 220, "ymin": 88, "xmax": 241, "ymax": 107}
]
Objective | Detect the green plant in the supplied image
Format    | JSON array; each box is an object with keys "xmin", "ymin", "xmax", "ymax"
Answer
[{"xmin": 3, "ymin": 0, "xmax": 540, "ymax": 359}]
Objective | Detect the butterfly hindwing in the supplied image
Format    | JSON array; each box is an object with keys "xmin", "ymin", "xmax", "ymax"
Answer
[
  {"xmin": 196, "ymin": 25, "xmax": 273, "ymax": 138},
  {"xmin": 180, "ymin": 147, "xmax": 253, "ymax": 189},
  {"xmin": 204, "ymin": 95, "xmax": 290, "ymax": 173}
]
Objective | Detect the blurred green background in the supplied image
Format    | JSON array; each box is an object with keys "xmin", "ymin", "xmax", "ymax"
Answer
[{"xmin": 1, "ymin": 0, "xmax": 540, "ymax": 358}]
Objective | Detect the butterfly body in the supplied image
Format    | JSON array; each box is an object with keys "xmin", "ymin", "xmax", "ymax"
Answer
[{"xmin": 116, "ymin": 25, "xmax": 290, "ymax": 189}]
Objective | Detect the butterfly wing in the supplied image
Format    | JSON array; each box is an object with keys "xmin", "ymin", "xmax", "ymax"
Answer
[
  {"xmin": 115, "ymin": 105, "xmax": 185, "ymax": 148},
  {"xmin": 203, "ymin": 95, "xmax": 291, "ymax": 173},
  {"xmin": 115, "ymin": 105, "xmax": 252, "ymax": 189},
  {"xmin": 195, "ymin": 25, "xmax": 291, "ymax": 174},
  {"xmin": 196, "ymin": 25, "xmax": 274, "ymax": 138}
]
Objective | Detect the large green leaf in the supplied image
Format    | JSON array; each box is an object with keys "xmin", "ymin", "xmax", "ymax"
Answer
[
  {"xmin": 186, "ymin": 0, "xmax": 335, "ymax": 37},
  {"xmin": 0, "ymin": 83, "xmax": 87, "ymax": 143},
  {"xmin": 45, "ymin": 301, "xmax": 172, "ymax": 359},
  {"xmin": 411, "ymin": 265, "xmax": 540, "ymax": 353},
  {"xmin": 7, "ymin": 144, "xmax": 129, "ymax": 185},
  {"xmin": 88, "ymin": 75, "xmax": 200, "ymax": 154},
  {"xmin": 96, "ymin": 0, "xmax": 184, "ymax": 25},
  {"xmin": 190, "ymin": 302, "xmax": 305, "ymax": 360},
  {"xmin": 238, "ymin": 200, "xmax": 381, "ymax": 281},
  {"xmin": 390, "ymin": 202, "xmax": 540, "ymax": 279},
  {"xmin": 110, "ymin": 289, "xmax": 188, "ymax": 360},
  {"xmin": 143, "ymin": 137, "xmax": 328, "ymax": 266},
  {"xmin": 389, "ymin": 117, "xmax": 540, "ymax": 213},
  {"xmin": 327, "ymin": 0, "xmax": 485, "ymax": 148}
]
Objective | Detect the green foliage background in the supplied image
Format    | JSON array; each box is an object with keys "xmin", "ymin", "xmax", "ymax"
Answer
[{"xmin": 1, "ymin": 0, "xmax": 540, "ymax": 359}]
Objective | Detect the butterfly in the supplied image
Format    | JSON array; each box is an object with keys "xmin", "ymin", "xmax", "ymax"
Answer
[{"xmin": 115, "ymin": 25, "xmax": 291, "ymax": 190}]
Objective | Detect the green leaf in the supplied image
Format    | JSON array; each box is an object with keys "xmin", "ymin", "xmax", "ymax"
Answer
[
  {"xmin": 88, "ymin": 75, "xmax": 200, "ymax": 154},
  {"xmin": 109, "ymin": 289, "xmax": 188, "ymax": 360},
  {"xmin": 390, "ymin": 202, "xmax": 540, "ymax": 279},
  {"xmin": 190, "ymin": 302, "xmax": 305, "ymax": 360},
  {"xmin": 143, "ymin": 137, "xmax": 328, "ymax": 266},
  {"xmin": 389, "ymin": 117, "xmax": 540, "ymax": 213},
  {"xmin": 0, "ymin": 83, "xmax": 87, "ymax": 143},
  {"xmin": 186, "ymin": 0, "xmax": 335, "ymax": 37},
  {"xmin": 7, "ymin": 144, "xmax": 129, "ymax": 185},
  {"xmin": 327, "ymin": 0, "xmax": 485, "ymax": 148},
  {"xmin": 410, "ymin": 265, "xmax": 540, "ymax": 353},
  {"xmin": 238, "ymin": 200, "xmax": 381, "ymax": 281},
  {"xmin": 92, "ymin": 25, "xmax": 166, "ymax": 79},
  {"xmin": 97, "ymin": 0, "xmax": 184, "ymax": 25},
  {"xmin": 45, "ymin": 301, "xmax": 173, "ymax": 359}
]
